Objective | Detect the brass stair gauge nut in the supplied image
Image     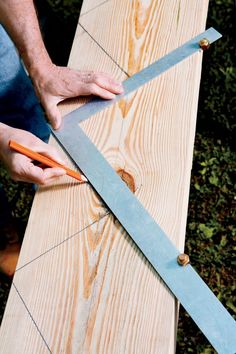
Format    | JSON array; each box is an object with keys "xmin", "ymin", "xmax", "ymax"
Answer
[
  {"xmin": 177, "ymin": 253, "xmax": 190, "ymax": 266},
  {"xmin": 199, "ymin": 38, "xmax": 210, "ymax": 50}
]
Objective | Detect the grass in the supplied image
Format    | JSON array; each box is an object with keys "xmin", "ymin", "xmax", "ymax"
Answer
[
  {"xmin": 0, "ymin": 0, "xmax": 235, "ymax": 352},
  {"xmin": 177, "ymin": 134, "xmax": 236, "ymax": 353}
]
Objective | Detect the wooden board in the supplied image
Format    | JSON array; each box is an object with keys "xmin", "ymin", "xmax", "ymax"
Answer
[
  {"xmin": 80, "ymin": 0, "xmax": 109, "ymax": 16},
  {"xmin": 0, "ymin": 285, "xmax": 50, "ymax": 354},
  {"xmin": 0, "ymin": 1, "xmax": 209, "ymax": 352}
]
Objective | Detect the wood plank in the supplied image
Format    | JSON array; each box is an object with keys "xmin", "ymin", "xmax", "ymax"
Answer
[
  {"xmin": 80, "ymin": 0, "xmax": 110, "ymax": 16},
  {"xmin": 79, "ymin": 0, "xmax": 208, "ymax": 75},
  {"xmin": 0, "ymin": 0, "xmax": 209, "ymax": 352},
  {"xmin": 12, "ymin": 214, "xmax": 178, "ymax": 353},
  {"xmin": 0, "ymin": 285, "xmax": 50, "ymax": 353}
]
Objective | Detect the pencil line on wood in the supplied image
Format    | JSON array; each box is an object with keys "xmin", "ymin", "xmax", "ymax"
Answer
[
  {"xmin": 78, "ymin": 22, "xmax": 130, "ymax": 77},
  {"xmin": 80, "ymin": 0, "xmax": 111, "ymax": 18},
  {"xmin": 12, "ymin": 283, "xmax": 52, "ymax": 353},
  {"xmin": 16, "ymin": 212, "xmax": 110, "ymax": 272}
]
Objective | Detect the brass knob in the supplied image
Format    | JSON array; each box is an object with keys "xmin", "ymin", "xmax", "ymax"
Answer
[
  {"xmin": 177, "ymin": 253, "xmax": 190, "ymax": 266},
  {"xmin": 199, "ymin": 38, "xmax": 210, "ymax": 51}
]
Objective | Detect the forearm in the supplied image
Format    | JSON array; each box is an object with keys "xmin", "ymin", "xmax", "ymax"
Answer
[
  {"xmin": 0, "ymin": 0, "xmax": 52, "ymax": 76},
  {"xmin": 0, "ymin": 1, "xmax": 123, "ymax": 130}
]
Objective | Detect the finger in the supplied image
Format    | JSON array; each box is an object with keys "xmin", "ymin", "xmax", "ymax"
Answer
[
  {"xmin": 40, "ymin": 167, "xmax": 66, "ymax": 184},
  {"xmin": 83, "ymin": 83, "xmax": 119, "ymax": 100},
  {"xmin": 44, "ymin": 102, "xmax": 62, "ymax": 130},
  {"xmin": 76, "ymin": 71, "xmax": 124, "ymax": 95},
  {"xmin": 10, "ymin": 152, "xmax": 65, "ymax": 183},
  {"xmin": 31, "ymin": 140, "xmax": 66, "ymax": 165},
  {"xmin": 39, "ymin": 147, "xmax": 65, "ymax": 166},
  {"xmin": 13, "ymin": 165, "xmax": 66, "ymax": 185},
  {"xmin": 93, "ymin": 74, "xmax": 124, "ymax": 94}
]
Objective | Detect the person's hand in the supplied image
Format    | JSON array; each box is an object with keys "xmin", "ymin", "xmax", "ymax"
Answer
[
  {"xmin": 0, "ymin": 123, "xmax": 66, "ymax": 185},
  {"xmin": 31, "ymin": 64, "xmax": 124, "ymax": 129}
]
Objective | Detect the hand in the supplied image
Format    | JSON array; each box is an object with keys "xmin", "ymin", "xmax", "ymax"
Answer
[
  {"xmin": 0, "ymin": 123, "xmax": 66, "ymax": 185},
  {"xmin": 31, "ymin": 64, "xmax": 124, "ymax": 129}
]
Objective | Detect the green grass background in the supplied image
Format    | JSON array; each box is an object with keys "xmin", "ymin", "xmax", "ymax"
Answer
[{"xmin": 0, "ymin": 0, "xmax": 235, "ymax": 352}]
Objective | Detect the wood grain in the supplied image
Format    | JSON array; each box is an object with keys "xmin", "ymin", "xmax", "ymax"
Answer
[
  {"xmin": 0, "ymin": 0, "xmax": 209, "ymax": 353},
  {"xmin": 79, "ymin": 0, "xmax": 208, "ymax": 75},
  {"xmin": 0, "ymin": 286, "xmax": 49, "ymax": 353},
  {"xmin": 80, "ymin": 0, "xmax": 109, "ymax": 17}
]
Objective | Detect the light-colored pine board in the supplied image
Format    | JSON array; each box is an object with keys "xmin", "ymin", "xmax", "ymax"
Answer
[
  {"xmin": 12, "ymin": 55, "xmax": 202, "ymax": 352},
  {"xmin": 80, "ymin": 0, "xmax": 110, "ymax": 16},
  {"xmin": 0, "ymin": 0, "xmax": 209, "ymax": 352},
  {"xmin": 0, "ymin": 285, "xmax": 49, "ymax": 353},
  {"xmin": 79, "ymin": 0, "xmax": 208, "ymax": 75},
  {"xmin": 12, "ymin": 212, "xmax": 177, "ymax": 353}
]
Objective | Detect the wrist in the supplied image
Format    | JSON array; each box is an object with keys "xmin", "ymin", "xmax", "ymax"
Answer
[
  {"xmin": 24, "ymin": 51, "xmax": 53, "ymax": 79},
  {"xmin": 29, "ymin": 64, "xmax": 57, "ymax": 104}
]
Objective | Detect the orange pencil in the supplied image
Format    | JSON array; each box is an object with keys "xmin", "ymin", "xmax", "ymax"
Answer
[{"xmin": 9, "ymin": 140, "xmax": 87, "ymax": 183}]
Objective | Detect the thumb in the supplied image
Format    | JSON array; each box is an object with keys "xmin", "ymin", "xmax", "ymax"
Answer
[{"xmin": 45, "ymin": 103, "xmax": 62, "ymax": 130}]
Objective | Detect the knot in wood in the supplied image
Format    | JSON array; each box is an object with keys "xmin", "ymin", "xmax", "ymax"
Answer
[
  {"xmin": 199, "ymin": 38, "xmax": 210, "ymax": 51},
  {"xmin": 177, "ymin": 253, "xmax": 190, "ymax": 266},
  {"xmin": 116, "ymin": 169, "xmax": 135, "ymax": 193}
]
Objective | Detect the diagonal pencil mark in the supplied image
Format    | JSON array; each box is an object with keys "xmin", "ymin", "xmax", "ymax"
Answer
[
  {"xmin": 12, "ymin": 283, "xmax": 52, "ymax": 353},
  {"xmin": 78, "ymin": 22, "xmax": 130, "ymax": 78},
  {"xmin": 16, "ymin": 211, "xmax": 110, "ymax": 272},
  {"xmin": 80, "ymin": 0, "xmax": 111, "ymax": 18}
]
